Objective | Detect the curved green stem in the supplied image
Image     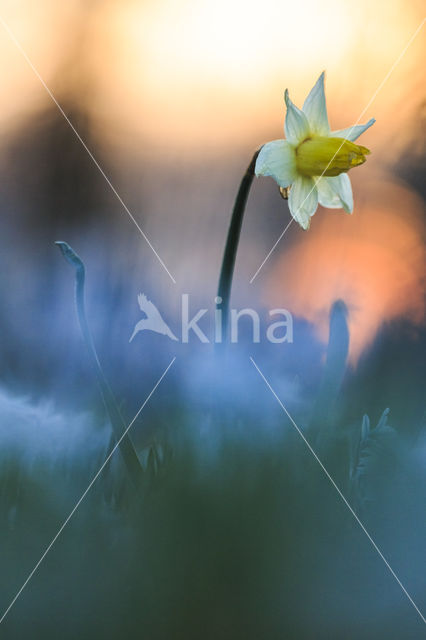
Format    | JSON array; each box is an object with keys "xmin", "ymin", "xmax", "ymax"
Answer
[
  {"xmin": 56, "ymin": 241, "xmax": 144, "ymax": 490},
  {"xmin": 216, "ymin": 149, "xmax": 261, "ymax": 343}
]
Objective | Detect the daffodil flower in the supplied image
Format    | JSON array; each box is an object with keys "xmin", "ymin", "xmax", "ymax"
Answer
[{"xmin": 255, "ymin": 72, "xmax": 375, "ymax": 229}]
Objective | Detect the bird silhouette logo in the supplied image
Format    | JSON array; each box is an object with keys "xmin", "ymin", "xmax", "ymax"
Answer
[{"xmin": 129, "ymin": 294, "xmax": 179, "ymax": 343}]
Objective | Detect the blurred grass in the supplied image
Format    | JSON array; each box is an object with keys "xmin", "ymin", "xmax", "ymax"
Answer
[
  {"xmin": 0, "ymin": 391, "xmax": 425, "ymax": 638},
  {"xmin": 0, "ymin": 302, "xmax": 424, "ymax": 638}
]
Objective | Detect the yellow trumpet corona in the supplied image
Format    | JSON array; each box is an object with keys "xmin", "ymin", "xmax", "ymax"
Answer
[{"xmin": 295, "ymin": 136, "xmax": 370, "ymax": 178}]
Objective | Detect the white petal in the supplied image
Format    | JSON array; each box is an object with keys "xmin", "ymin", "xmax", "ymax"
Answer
[
  {"xmin": 316, "ymin": 174, "xmax": 353, "ymax": 213},
  {"xmin": 255, "ymin": 140, "xmax": 296, "ymax": 188},
  {"xmin": 284, "ymin": 89, "xmax": 310, "ymax": 145},
  {"xmin": 302, "ymin": 71, "xmax": 330, "ymax": 135},
  {"xmin": 335, "ymin": 174, "xmax": 353, "ymax": 212},
  {"xmin": 315, "ymin": 177, "xmax": 341, "ymax": 208},
  {"xmin": 331, "ymin": 118, "xmax": 375, "ymax": 142},
  {"xmin": 288, "ymin": 175, "xmax": 318, "ymax": 229}
]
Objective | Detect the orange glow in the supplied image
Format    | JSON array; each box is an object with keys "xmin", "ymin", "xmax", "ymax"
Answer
[{"xmin": 263, "ymin": 174, "xmax": 425, "ymax": 361}]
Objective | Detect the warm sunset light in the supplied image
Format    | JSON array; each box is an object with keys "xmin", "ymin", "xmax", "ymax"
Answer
[
  {"xmin": 0, "ymin": 0, "xmax": 423, "ymax": 151},
  {"xmin": 90, "ymin": 0, "xmax": 423, "ymax": 148},
  {"xmin": 129, "ymin": 0, "xmax": 352, "ymax": 79}
]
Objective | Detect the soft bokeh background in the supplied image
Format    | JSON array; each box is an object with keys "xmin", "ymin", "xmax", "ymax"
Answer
[
  {"xmin": 0, "ymin": 0, "xmax": 424, "ymax": 369},
  {"xmin": 0, "ymin": 1, "xmax": 425, "ymax": 637}
]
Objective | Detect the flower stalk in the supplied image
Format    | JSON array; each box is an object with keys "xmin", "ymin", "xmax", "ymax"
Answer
[{"xmin": 216, "ymin": 148, "xmax": 261, "ymax": 343}]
